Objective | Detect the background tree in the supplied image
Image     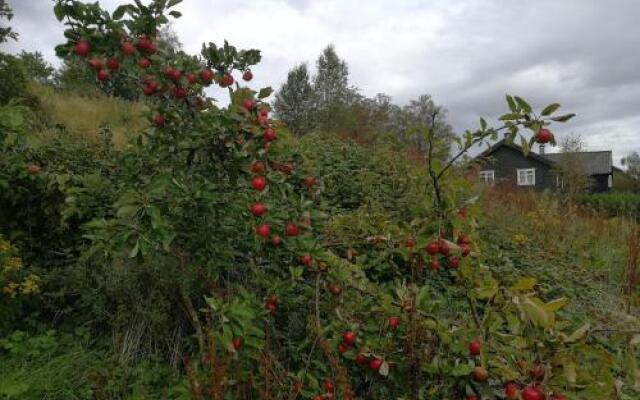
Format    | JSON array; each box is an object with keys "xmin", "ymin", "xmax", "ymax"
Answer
[
  {"xmin": 554, "ymin": 133, "xmax": 592, "ymax": 198},
  {"xmin": 17, "ymin": 51, "xmax": 55, "ymax": 84},
  {"xmin": 622, "ymin": 151, "xmax": 640, "ymax": 180},
  {"xmin": 313, "ymin": 45, "xmax": 354, "ymax": 132},
  {"xmin": 273, "ymin": 63, "xmax": 314, "ymax": 136},
  {"xmin": 0, "ymin": 0, "xmax": 18, "ymax": 43},
  {"xmin": 399, "ymin": 94, "xmax": 455, "ymax": 159}
]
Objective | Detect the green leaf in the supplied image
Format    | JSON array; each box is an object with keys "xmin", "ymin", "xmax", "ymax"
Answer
[
  {"xmin": 450, "ymin": 363, "xmax": 474, "ymax": 377},
  {"xmin": 514, "ymin": 96, "xmax": 532, "ymax": 113},
  {"xmin": 480, "ymin": 117, "xmax": 487, "ymax": 131},
  {"xmin": 54, "ymin": 3, "xmax": 65, "ymax": 21},
  {"xmin": 258, "ymin": 87, "xmax": 273, "ymax": 99},
  {"xmin": 167, "ymin": 0, "xmax": 183, "ymax": 7},
  {"xmin": 129, "ymin": 240, "xmax": 140, "ymax": 258},
  {"xmin": 510, "ymin": 277, "xmax": 537, "ymax": 291},
  {"xmin": 506, "ymin": 95, "xmax": 517, "ymax": 112},
  {"xmin": 544, "ymin": 297, "xmax": 568, "ymax": 312},
  {"xmin": 565, "ymin": 323, "xmax": 590, "ymax": 343},
  {"xmin": 550, "ymin": 113, "xmax": 576, "ymax": 122},
  {"xmin": 519, "ymin": 296, "xmax": 552, "ymax": 328},
  {"xmin": 499, "ymin": 113, "xmax": 520, "ymax": 121},
  {"xmin": 112, "ymin": 5, "xmax": 128, "ymax": 19},
  {"xmin": 541, "ymin": 103, "xmax": 560, "ymax": 116},
  {"xmin": 168, "ymin": 10, "xmax": 182, "ymax": 18}
]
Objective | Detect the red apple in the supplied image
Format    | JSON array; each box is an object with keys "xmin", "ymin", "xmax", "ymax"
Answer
[
  {"xmin": 425, "ymin": 241, "xmax": 440, "ymax": 255},
  {"xmin": 449, "ymin": 256, "xmax": 460, "ymax": 269},
  {"xmin": 173, "ymin": 87, "xmax": 187, "ymax": 99},
  {"xmin": 285, "ymin": 223, "xmax": 299, "ymax": 237},
  {"xmin": 152, "ymin": 114, "xmax": 165, "ymax": 126},
  {"xmin": 388, "ymin": 316, "xmax": 400, "ymax": 330},
  {"xmin": 439, "ymin": 241, "xmax": 450, "ymax": 256},
  {"xmin": 251, "ymin": 176, "xmax": 267, "ymax": 191},
  {"xmin": 505, "ymin": 382, "xmax": 519, "ymax": 400},
  {"xmin": 106, "ymin": 57, "xmax": 120, "ymax": 70},
  {"xmin": 263, "ymin": 127, "xmax": 277, "ymax": 142},
  {"xmin": 270, "ymin": 235, "xmax": 282, "ymax": 247},
  {"xmin": 243, "ymin": 99, "xmax": 255, "ymax": 111},
  {"xmin": 27, "ymin": 164, "xmax": 41, "ymax": 176},
  {"xmin": 536, "ymin": 128, "xmax": 553, "ymax": 144},
  {"xmin": 430, "ymin": 259, "xmax": 440, "ymax": 270},
  {"xmin": 220, "ymin": 73, "xmax": 234, "ymax": 87},
  {"xmin": 342, "ymin": 331, "xmax": 356, "ymax": 346},
  {"xmin": 121, "ymin": 41, "xmax": 135, "ymax": 56},
  {"xmin": 369, "ymin": 357, "xmax": 383, "ymax": 371},
  {"xmin": 97, "ymin": 69, "xmax": 110, "ymax": 81},
  {"xmin": 200, "ymin": 69, "xmax": 214, "ymax": 83},
  {"xmin": 337, "ymin": 343, "xmax": 348, "ymax": 354},
  {"xmin": 323, "ymin": 378, "xmax": 335, "ymax": 393},
  {"xmin": 74, "ymin": 40, "xmax": 91, "ymax": 57},
  {"xmin": 137, "ymin": 58, "xmax": 151, "ymax": 68},
  {"xmin": 232, "ymin": 337, "xmax": 242, "ymax": 350},
  {"xmin": 186, "ymin": 72, "xmax": 197, "ymax": 85},
  {"xmin": 461, "ymin": 244, "xmax": 471, "ymax": 257},
  {"xmin": 88, "ymin": 58, "xmax": 103, "ymax": 71},
  {"xmin": 243, "ymin": 70, "xmax": 253, "ymax": 81},
  {"xmin": 300, "ymin": 253, "xmax": 313, "ymax": 266},
  {"xmin": 250, "ymin": 202, "xmax": 267, "ymax": 217},
  {"xmin": 251, "ymin": 161, "xmax": 265, "ymax": 174},
  {"xmin": 473, "ymin": 366, "xmax": 488, "ymax": 382},
  {"xmin": 468, "ymin": 340, "xmax": 482, "ymax": 356},
  {"xmin": 256, "ymin": 223, "xmax": 270, "ymax": 238},
  {"xmin": 522, "ymin": 385, "xmax": 544, "ymax": 400},
  {"xmin": 355, "ymin": 353, "xmax": 368, "ymax": 365}
]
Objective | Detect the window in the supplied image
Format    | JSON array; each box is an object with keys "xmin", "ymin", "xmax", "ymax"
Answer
[
  {"xmin": 479, "ymin": 170, "xmax": 495, "ymax": 186},
  {"xmin": 608, "ymin": 174, "xmax": 613, "ymax": 188},
  {"xmin": 517, "ymin": 168, "xmax": 535, "ymax": 186},
  {"xmin": 556, "ymin": 175, "xmax": 564, "ymax": 189}
]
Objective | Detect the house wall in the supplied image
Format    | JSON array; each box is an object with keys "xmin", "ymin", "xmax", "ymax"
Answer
[{"xmin": 479, "ymin": 146, "xmax": 556, "ymax": 190}]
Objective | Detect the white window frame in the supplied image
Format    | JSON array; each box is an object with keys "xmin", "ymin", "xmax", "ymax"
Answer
[
  {"xmin": 556, "ymin": 175, "xmax": 564, "ymax": 189},
  {"xmin": 517, "ymin": 168, "xmax": 536, "ymax": 186},
  {"xmin": 479, "ymin": 170, "xmax": 495, "ymax": 186},
  {"xmin": 608, "ymin": 174, "xmax": 613, "ymax": 188}
]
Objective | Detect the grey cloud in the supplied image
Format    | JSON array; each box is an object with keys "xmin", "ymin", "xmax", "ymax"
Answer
[{"xmin": 4, "ymin": 0, "xmax": 640, "ymax": 163}]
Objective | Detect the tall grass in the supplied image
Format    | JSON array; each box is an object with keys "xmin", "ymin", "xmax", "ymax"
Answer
[{"xmin": 29, "ymin": 83, "xmax": 147, "ymax": 149}]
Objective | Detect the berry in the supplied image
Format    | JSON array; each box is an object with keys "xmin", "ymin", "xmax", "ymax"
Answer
[
  {"xmin": 251, "ymin": 176, "xmax": 267, "ymax": 191},
  {"xmin": 256, "ymin": 223, "xmax": 270, "ymax": 238},
  {"xmin": 355, "ymin": 353, "xmax": 368, "ymax": 365},
  {"xmin": 97, "ymin": 69, "xmax": 110, "ymax": 81},
  {"xmin": 404, "ymin": 236, "xmax": 416, "ymax": 249},
  {"xmin": 263, "ymin": 127, "xmax": 277, "ymax": 142},
  {"xmin": 152, "ymin": 114, "xmax": 165, "ymax": 126},
  {"xmin": 27, "ymin": 164, "xmax": 41, "ymax": 176},
  {"xmin": 232, "ymin": 337, "xmax": 242, "ymax": 350},
  {"xmin": 251, "ymin": 202, "xmax": 267, "ymax": 217},
  {"xmin": 251, "ymin": 161, "xmax": 265, "ymax": 174},
  {"xmin": 468, "ymin": 340, "xmax": 482, "ymax": 356},
  {"xmin": 449, "ymin": 256, "xmax": 460, "ymax": 269},
  {"xmin": 300, "ymin": 253, "xmax": 313, "ymax": 266},
  {"xmin": 329, "ymin": 285, "xmax": 342, "ymax": 296},
  {"xmin": 186, "ymin": 72, "xmax": 197, "ymax": 85},
  {"xmin": 369, "ymin": 358, "xmax": 383, "ymax": 371},
  {"xmin": 425, "ymin": 241, "xmax": 440, "ymax": 255},
  {"xmin": 522, "ymin": 385, "xmax": 544, "ymax": 400},
  {"xmin": 458, "ymin": 235, "xmax": 472, "ymax": 245},
  {"xmin": 266, "ymin": 301, "xmax": 277, "ymax": 314},
  {"xmin": 137, "ymin": 58, "xmax": 151, "ymax": 68},
  {"xmin": 342, "ymin": 331, "xmax": 356, "ymax": 346},
  {"xmin": 529, "ymin": 364, "xmax": 545, "ymax": 380},
  {"xmin": 388, "ymin": 316, "xmax": 400, "ymax": 330},
  {"xmin": 285, "ymin": 223, "xmax": 299, "ymax": 237},
  {"xmin": 536, "ymin": 128, "xmax": 553, "ymax": 144},
  {"xmin": 338, "ymin": 343, "xmax": 348, "ymax": 354},
  {"xmin": 164, "ymin": 65, "xmax": 181, "ymax": 81},
  {"xmin": 143, "ymin": 81, "xmax": 159, "ymax": 96},
  {"xmin": 430, "ymin": 259, "xmax": 440, "ymax": 270},
  {"xmin": 106, "ymin": 57, "xmax": 119, "ymax": 70},
  {"xmin": 121, "ymin": 41, "xmax": 135, "ymax": 56},
  {"xmin": 74, "ymin": 40, "xmax": 91, "ymax": 57},
  {"xmin": 243, "ymin": 70, "xmax": 253, "ymax": 81},
  {"xmin": 270, "ymin": 235, "xmax": 282, "ymax": 247}
]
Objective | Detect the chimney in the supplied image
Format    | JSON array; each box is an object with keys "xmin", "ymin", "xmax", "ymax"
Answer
[{"xmin": 539, "ymin": 144, "xmax": 546, "ymax": 155}]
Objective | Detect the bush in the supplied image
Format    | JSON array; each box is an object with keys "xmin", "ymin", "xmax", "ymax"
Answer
[{"xmin": 577, "ymin": 192, "xmax": 640, "ymax": 217}]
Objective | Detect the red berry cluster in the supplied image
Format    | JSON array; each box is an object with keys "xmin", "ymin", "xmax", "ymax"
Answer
[{"xmin": 423, "ymin": 234, "xmax": 472, "ymax": 271}]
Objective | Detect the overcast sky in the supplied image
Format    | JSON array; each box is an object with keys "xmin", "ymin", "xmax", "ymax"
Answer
[{"xmin": 4, "ymin": 0, "xmax": 640, "ymax": 165}]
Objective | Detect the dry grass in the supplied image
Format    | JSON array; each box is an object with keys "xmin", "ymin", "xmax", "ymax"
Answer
[{"xmin": 29, "ymin": 83, "xmax": 147, "ymax": 149}]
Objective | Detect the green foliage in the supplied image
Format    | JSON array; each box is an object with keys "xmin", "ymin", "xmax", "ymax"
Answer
[
  {"xmin": 578, "ymin": 192, "xmax": 640, "ymax": 217},
  {"xmin": 0, "ymin": 0, "xmax": 18, "ymax": 43},
  {"xmin": 0, "ymin": 54, "xmax": 28, "ymax": 106},
  {"xmin": 273, "ymin": 63, "xmax": 315, "ymax": 136}
]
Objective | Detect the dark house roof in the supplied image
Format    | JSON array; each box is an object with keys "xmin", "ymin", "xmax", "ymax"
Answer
[
  {"xmin": 544, "ymin": 151, "xmax": 612, "ymax": 175},
  {"xmin": 476, "ymin": 140, "xmax": 613, "ymax": 175}
]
